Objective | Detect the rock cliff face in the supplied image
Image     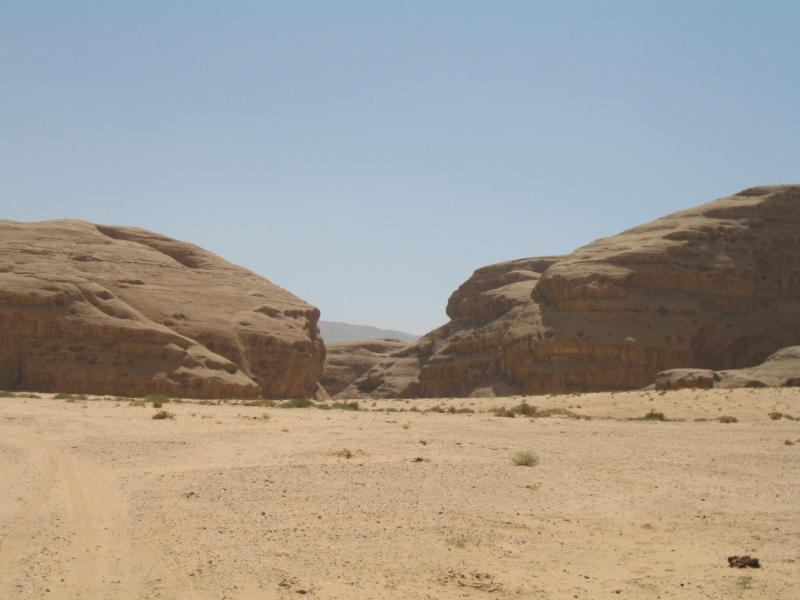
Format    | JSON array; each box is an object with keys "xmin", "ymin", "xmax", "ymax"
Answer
[
  {"xmin": 655, "ymin": 346, "xmax": 800, "ymax": 390},
  {"xmin": 321, "ymin": 339, "xmax": 408, "ymax": 397},
  {"xmin": 340, "ymin": 185, "xmax": 800, "ymax": 398},
  {"xmin": 0, "ymin": 220, "xmax": 325, "ymax": 399}
]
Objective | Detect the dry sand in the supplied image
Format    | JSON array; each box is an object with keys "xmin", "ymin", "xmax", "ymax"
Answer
[{"xmin": 1, "ymin": 388, "xmax": 799, "ymax": 599}]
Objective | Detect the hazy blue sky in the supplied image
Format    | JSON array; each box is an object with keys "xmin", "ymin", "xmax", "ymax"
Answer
[{"xmin": 2, "ymin": 1, "xmax": 799, "ymax": 334}]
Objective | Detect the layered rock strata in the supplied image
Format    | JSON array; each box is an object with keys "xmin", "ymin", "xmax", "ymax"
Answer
[
  {"xmin": 0, "ymin": 220, "xmax": 325, "ymax": 399},
  {"xmin": 340, "ymin": 185, "xmax": 800, "ymax": 398},
  {"xmin": 655, "ymin": 346, "xmax": 800, "ymax": 390},
  {"xmin": 321, "ymin": 338, "xmax": 408, "ymax": 397}
]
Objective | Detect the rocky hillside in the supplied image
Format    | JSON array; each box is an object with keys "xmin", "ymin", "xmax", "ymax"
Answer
[
  {"xmin": 655, "ymin": 346, "xmax": 800, "ymax": 390},
  {"xmin": 338, "ymin": 185, "xmax": 800, "ymax": 398},
  {"xmin": 0, "ymin": 220, "xmax": 325, "ymax": 399},
  {"xmin": 321, "ymin": 338, "xmax": 408, "ymax": 396}
]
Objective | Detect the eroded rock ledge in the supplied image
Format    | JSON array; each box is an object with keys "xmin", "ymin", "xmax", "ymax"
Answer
[
  {"xmin": 655, "ymin": 346, "xmax": 800, "ymax": 390},
  {"xmin": 338, "ymin": 185, "xmax": 800, "ymax": 398},
  {"xmin": 0, "ymin": 220, "xmax": 325, "ymax": 399}
]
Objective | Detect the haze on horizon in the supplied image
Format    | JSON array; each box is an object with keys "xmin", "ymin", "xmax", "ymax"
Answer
[{"xmin": 1, "ymin": 1, "xmax": 798, "ymax": 334}]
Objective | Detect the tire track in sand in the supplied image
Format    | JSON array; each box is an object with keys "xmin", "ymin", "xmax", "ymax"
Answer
[
  {"xmin": 0, "ymin": 426, "xmax": 200, "ymax": 600},
  {"xmin": 0, "ymin": 428, "xmax": 59, "ymax": 594}
]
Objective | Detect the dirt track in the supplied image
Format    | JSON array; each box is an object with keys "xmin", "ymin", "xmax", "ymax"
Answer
[{"xmin": 1, "ymin": 388, "xmax": 799, "ymax": 599}]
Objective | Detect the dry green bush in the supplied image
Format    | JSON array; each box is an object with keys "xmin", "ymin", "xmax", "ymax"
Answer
[
  {"xmin": 152, "ymin": 410, "xmax": 174, "ymax": 420},
  {"xmin": 144, "ymin": 394, "xmax": 170, "ymax": 403},
  {"xmin": 537, "ymin": 407, "xmax": 584, "ymax": 419},
  {"xmin": 718, "ymin": 415, "xmax": 738, "ymax": 423},
  {"xmin": 492, "ymin": 407, "xmax": 516, "ymax": 418},
  {"xmin": 54, "ymin": 392, "xmax": 87, "ymax": 401},
  {"xmin": 511, "ymin": 450, "xmax": 540, "ymax": 467},
  {"xmin": 512, "ymin": 402, "xmax": 538, "ymax": 417},
  {"xmin": 642, "ymin": 410, "xmax": 666, "ymax": 421},
  {"xmin": 331, "ymin": 401, "xmax": 360, "ymax": 411}
]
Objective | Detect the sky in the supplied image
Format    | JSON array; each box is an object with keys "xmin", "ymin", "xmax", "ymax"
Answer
[{"xmin": 2, "ymin": 1, "xmax": 799, "ymax": 335}]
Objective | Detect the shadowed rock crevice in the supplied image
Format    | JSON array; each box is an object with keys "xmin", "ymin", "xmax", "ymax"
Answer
[{"xmin": 321, "ymin": 338, "xmax": 408, "ymax": 396}]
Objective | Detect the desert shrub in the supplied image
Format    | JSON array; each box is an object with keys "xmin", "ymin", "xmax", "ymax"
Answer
[
  {"xmin": 785, "ymin": 439, "xmax": 794, "ymax": 446},
  {"xmin": 261, "ymin": 413, "xmax": 270, "ymax": 420},
  {"xmin": 316, "ymin": 403, "xmax": 332, "ymax": 410},
  {"xmin": 152, "ymin": 410, "xmax": 174, "ymax": 420},
  {"xmin": 512, "ymin": 402, "xmax": 538, "ymax": 417},
  {"xmin": 409, "ymin": 406, "xmax": 420, "ymax": 412},
  {"xmin": 642, "ymin": 410, "xmax": 666, "ymax": 421},
  {"xmin": 54, "ymin": 392, "xmax": 88, "ymax": 400},
  {"xmin": 718, "ymin": 415, "xmax": 738, "ymax": 423},
  {"xmin": 152, "ymin": 401, "xmax": 163, "ymax": 408},
  {"xmin": 492, "ymin": 407, "xmax": 516, "ymax": 418},
  {"xmin": 776, "ymin": 412, "xmax": 800, "ymax": 421},
  {"xmin": 144, "ymin": 394, "xmax": 170, "ymax": 403},
  {"xmin": 538, "ymin": 407, "xmax": 584, "ymax": 419},
  {"xmin": 333, "ymin": 449, "xmax": 353, "ymax": 459},
  {"xmin": 243, "ymin": 400, "xmax": 276, "ymax": 407},
  {"xmin": 129, "ymin": 400, "xmax": 145, "ymax": 407},
  {"xmin": 694, "ymin": 418, "xmax": 709, "ymax": 422},
  {"xmin": 426, "ymin": 405, "xmax": 446, "ymax": 413},
  {"xmin": 331, "ymin": 401, "xmax": 360, "ymax": 411},
  {"xmin": 444, "ymin": 406, "xmax": 474, "ymax": 414},
  {"xmin": 279, "ymin": 398, "xmax": 315, "ymax": 409},
  {"xmin": 511, "ymin": 450, "xmax": 540, "ymax": 467},
  {"xmin": 0, "ymin": 391, "xmax": 17, "ymax": 398},
  {"xmin": 401, "ymin": 422, "xmax": 410, "ymax": 429}
]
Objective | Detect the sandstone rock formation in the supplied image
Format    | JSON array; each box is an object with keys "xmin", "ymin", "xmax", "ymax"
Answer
[
  {"xmin": 655, "ymin": 345, "xmax": 800, "ymax": 390},
  {"xmin": 339, "ymin": 185, "xmax": 800, "ymax": 398},
  {"xmin": 321, "ymin": 338, "xmax": 408, "ymax": 396},
  {"xmin": 0, "ymin": 220, "xmax": 325, "ymax": 399}
]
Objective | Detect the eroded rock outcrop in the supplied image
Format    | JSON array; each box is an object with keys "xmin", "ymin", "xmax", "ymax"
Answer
[
  {"xmin": 0, "ymin": 220, "xmax": 325, "ymax": 399},
  {"xmin": 340, "ymin": 185, "xmax": 800, "ymax": 398},
  {"xmin": 321, "ymin": 338, "xmax": 408, "ymax": 396},
  {"xmin": 655, "ymin": 346, "xmax": 800, "ymax": 390}
]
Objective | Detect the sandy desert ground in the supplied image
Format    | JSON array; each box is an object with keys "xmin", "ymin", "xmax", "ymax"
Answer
[{"xmin": 1, "ymin": 388, "xmax": 799, "ymax": 600}]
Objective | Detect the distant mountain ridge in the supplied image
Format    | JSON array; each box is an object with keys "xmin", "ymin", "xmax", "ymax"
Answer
[{"xmin": 319, "ymin": 321, "xmax": 419, "ymax": 344}]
